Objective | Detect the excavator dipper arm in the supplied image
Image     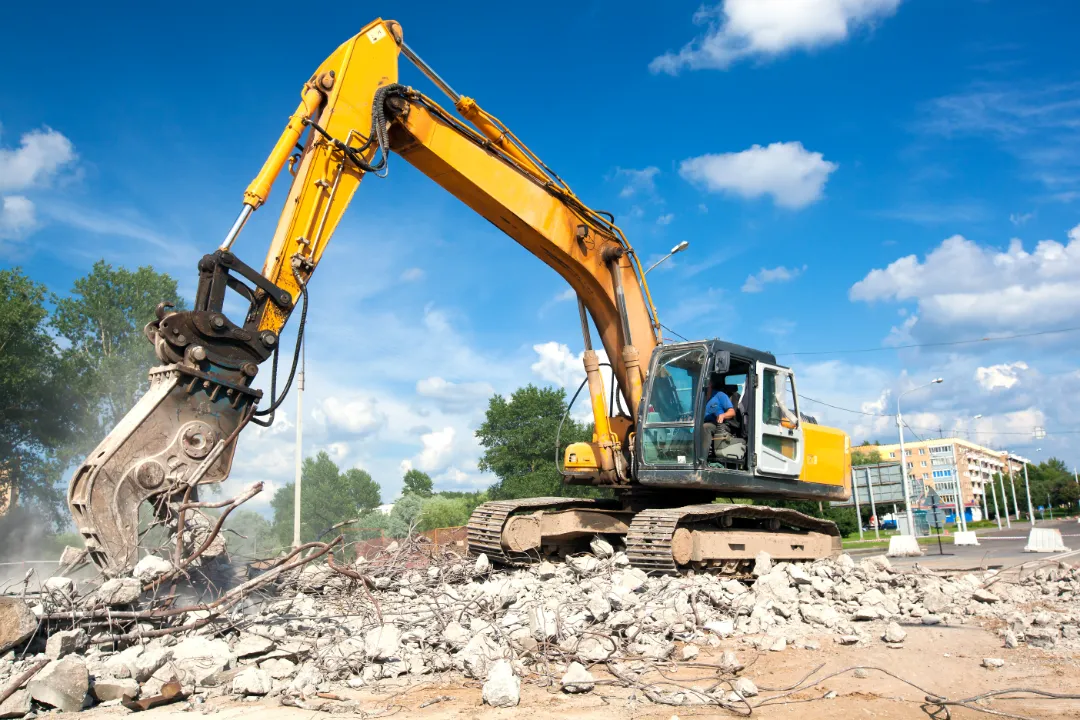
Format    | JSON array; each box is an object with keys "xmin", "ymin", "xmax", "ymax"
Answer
[{"xmin": 68, "ymin": 19, "xmax": 660, "ymax": 573}]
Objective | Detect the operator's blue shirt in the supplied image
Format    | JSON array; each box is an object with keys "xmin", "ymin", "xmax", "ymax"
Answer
[{"xmin": 704, "ymin": 391, "xmax": 733, "ymax": 424}]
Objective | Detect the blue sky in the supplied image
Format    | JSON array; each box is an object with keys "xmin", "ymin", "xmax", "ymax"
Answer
[{"xmin": 3, "ymin": 0, "xmax": 1080, "ymax": 509}]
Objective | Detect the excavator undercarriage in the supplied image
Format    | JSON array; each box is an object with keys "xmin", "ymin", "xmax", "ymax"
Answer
[{"xmin": 466, "ymin": 497, "xmax": 841, "ymax": 574}]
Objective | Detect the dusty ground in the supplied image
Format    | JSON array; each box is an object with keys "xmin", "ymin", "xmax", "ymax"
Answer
[{"xmin": 79, "ymin": 620, "xmax": 1080, "ymax": 720}]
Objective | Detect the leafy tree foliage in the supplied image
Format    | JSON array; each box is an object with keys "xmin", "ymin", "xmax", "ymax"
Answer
[
  {"xmin": 388, "ymin": 493, "xmax": 424, "ymax": 538},
  {"xmin": 270, "ymin": 451, "xmax": 382, "ymax": 544},
  {"xmin": 852, "ymin": 448, "xmax": 883, "ymax": 466},
  {"xmin": 223, "ymin": 510, "xmax": 278, "ymax": 559},
  {"xmin": 476, "ymin": 384, "xmax": 593, "ymax": 500},
  {"xmin": 417, "ymin": 496, "xmax": 472, "ymax": 531},
  {"xmin": 51, "ymin": 261, "xmax": 185, "ymax": 458},
  {"xmin": 402, "ymin": 469, "xmax": 434, "ymax": 498},
  {"xmin": 0, "ymin": 270, "xmax": 77, "ymax": 518}
]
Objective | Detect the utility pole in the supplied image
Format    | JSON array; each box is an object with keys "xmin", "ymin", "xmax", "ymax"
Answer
[
  {"xmin": 292, "ymin": 339, "xmax": 305, "ymax": 549},
  {"xmin": 989, "ymin": 474, "xmax": 1002, "ymax": 530},
  {"xmin": 1023, "ymin": 458, "xmax": 1036, "ymax": 526},
  {"xmin": 866, "ymin": 467, "xmax": 880, "ymax": 541},
  {"xmin": 1006, "ymin": 454, "xmax": 1020, "ymax": 521},
  {"xmin": 897, "ymin": 379, "xmax": 942, "ymax": 537},
  {"xmin": 853, "ymin": 467, "xmax": 864, "ymax": 541}
]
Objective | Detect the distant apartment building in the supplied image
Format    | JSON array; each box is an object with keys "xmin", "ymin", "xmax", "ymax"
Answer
[{"xmin": 851, "ymin": 438, "xmax": 1018, "ymax": 516}]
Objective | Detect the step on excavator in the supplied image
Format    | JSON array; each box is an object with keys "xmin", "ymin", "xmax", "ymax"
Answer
[{"xmin": 67, "ymin": 19, "xmax": 851, "ymax": 577}]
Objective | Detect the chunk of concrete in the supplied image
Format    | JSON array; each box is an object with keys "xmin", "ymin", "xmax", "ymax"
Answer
[
  {"xmin": 589, "ymin": 536, "xmax": 614, "ymax": 558},
  {"xmin": 259, "ymin": 658, "xmax": 297, "ymax": 679},
  {"xmin": 234, "ymin": 633, "xmax": 276, "ymax": 658},
  {"xmin": 441, "ymin": 621, "xmax": 469, "ymax": 648},
  {"xmin": 752, "ymin": 551, "xmax": 772, "ymax": 577},
  {"xmin": 0, "ymin": 689, "xmax": 32, "ymax": 719},
  {"xmin": 90, "ymin": 677, "xmax": 138, "ymax": 702},
  {"xmin": 705, "ymin": 619, "xmax": 735, "ymax": 637},
  {"xmin": 231, "ymin": 667, "xmax": 273, "ymax": 696},
  {"xmin": 132, "ymin": 555, "xmax": 174, "ymax": 582},
  {"xmin": 473, "ymin": 553, "xmax": 491, "ymax": 574},
  {"xmin": 733, "ymin": 677, "xmax": 758, "ymax": 698},
  {"xmin": 96, "ymin": 578, "xmax": 142, "ymax": 606},
  {"xmin": 43, "ymin": 577, "xmax": 75, "ymax": 597},
  {"xmin": 28, "ymin": 658, "xmax": 89, "ymax": 712},
  {"xmin": 46, "ymin": 629, "xmax": 87, "ymax": 659},
  {"xmin": 718, "ymin": 650, "xmax": 744, "ymax": 674},
  {"xmin": 561, "ymin": 662, "xmax": 595, "ymax": 693},
  {"xmin": 363, "ymin": 624, "xmax": 401, "ymax": 660},
  {"xmin": 170, "ymin": 636, "xmax": 234, "ymax": 684},
  {"xmin": 482, "ymin": 659, "xmax": 520, "ymax": 708},
  {"xmin": 972, "ymin": 588, "xmax": 1000, "ymax": 604},
  {"xmin": 982, "ymin": 658, "xmax": 1005, "ymax": 669},
  {"xmin": 0, "ymin": 598, "xmax": 38, "ymax": 653},
  {"xmin": 883, "ymin": 622, "xmax": 907, "ymax": 644}
]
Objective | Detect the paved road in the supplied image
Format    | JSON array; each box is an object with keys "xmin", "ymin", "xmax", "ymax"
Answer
[{"xmin": 857, "ymin": 517, "xmax": 1080, "ymax": 570}]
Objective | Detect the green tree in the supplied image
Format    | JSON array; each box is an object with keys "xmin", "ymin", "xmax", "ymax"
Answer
[
  {"xmin": 476, "ymin": 384, "xmax": 592, "ymax": 500},
  {"xmin": 388, "ymin": 493, "xmax": 424, "ymax": 537},
  {"xmin": 402, "ymin": 469, "xmax": 434, "ymax": 498},
  {"xmin": 223, "ymin": 510, "xmax": 279, "ymax": 560},
  {"xmin": 270, "ymin": 451, "xmax": 382, "ymax": 544},
  {"xmin": 0, "ymin": 269, "xmax": 76, "ymax": 517},
  {"xmin": 417, "ymin": 495, "xmax": 472, "ymax": 531},
  {"xmin": 51, "ymin": 261, "xmax": 185, "ymax": 457},
  {"xmin": 852, "ymin": 448, "xmax": 883, "ymax": 466}
]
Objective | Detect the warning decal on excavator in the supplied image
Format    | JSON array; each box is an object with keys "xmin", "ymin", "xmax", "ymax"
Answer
[{"xmin": 366, "ymin": 26, "xmax": 387, "ymax": 44}]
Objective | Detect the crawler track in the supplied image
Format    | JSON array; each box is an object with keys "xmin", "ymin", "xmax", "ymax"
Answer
[
  {"xmin": 626, "ymin": 504, "xmax": 841, "ymax": 573},
  {"xmin": 466, "ymin": 497, "xmax": 604, "ymax": 566}
]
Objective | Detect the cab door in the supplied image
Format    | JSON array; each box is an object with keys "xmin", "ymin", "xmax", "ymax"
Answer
[{"xmin": 753, "ymin": 363, "xmax": 803, "ymax": 478}]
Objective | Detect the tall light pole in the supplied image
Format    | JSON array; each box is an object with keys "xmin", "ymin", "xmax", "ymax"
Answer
[
  {"xmin": 1005, "ymin": 452, "xmax": 1020, "ymax": 521},
  {"xmin": 644, "ymin": 241, "xmax": 689, "ymax": 275},
  {"xmin": 897, "ymin": 378, "xmax": 943, "ymax": 536},
  {"xmin": 1023, "ymin": 448, "xmax": 1039, "ymax": 526}
]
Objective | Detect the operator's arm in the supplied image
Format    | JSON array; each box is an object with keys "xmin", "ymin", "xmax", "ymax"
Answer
[{"xmin": 704, "ymin": 393, "xmax": 734, "ymax": 424}]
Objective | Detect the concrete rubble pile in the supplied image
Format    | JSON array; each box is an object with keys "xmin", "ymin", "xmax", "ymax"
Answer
[{"xmin": 2, "ymin": 544, "xmax": 1079, "ymax": 715}]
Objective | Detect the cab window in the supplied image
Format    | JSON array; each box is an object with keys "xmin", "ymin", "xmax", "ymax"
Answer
[{"xmin": 645, "ymin": 348, "xmax": 705, "ymax": 423}]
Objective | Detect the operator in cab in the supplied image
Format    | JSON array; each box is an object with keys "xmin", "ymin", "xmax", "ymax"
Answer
[{"xmin": 702, "ymin": 374, "xmax": 736, "ymax": 458}]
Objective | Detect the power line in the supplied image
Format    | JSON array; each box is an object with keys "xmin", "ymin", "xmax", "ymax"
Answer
[
  {"xmin": 778, "ymin": 325, "xmax": 1080, "ymax": 357},
  {"xmin": 799, "ymin": 394, "xmax": 1080, "ymax": 436}
]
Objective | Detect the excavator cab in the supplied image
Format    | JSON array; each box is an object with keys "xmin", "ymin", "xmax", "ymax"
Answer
[{"xmin": 634, "ymin": 340, "xmax": 848, "ymax": 502}]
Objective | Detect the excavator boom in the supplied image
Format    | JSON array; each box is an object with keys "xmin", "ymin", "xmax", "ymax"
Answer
[{"xmin": 68, "ymin": 19, "xmax": 849, "ymax": 575}]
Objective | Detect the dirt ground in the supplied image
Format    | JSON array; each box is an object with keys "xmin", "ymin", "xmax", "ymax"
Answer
[{"xmin": 80, "ymin": 619, "xmax": 1080, "ymax": 720}]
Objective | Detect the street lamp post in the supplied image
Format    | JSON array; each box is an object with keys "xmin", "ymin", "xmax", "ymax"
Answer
[
  {"xmin": 1006, "ymin": 454, "xmax": 1020, "ymax": 521},
  {"xmin": 644, "ymin": 241, "xmax": 689, "ymax": 275},
  {"xmin": 897, "ymin": 378, "xmax": 943, "ymax": 537},
  {"xmin": 1023, "ymin": 449, "xmax": 1039, "ymax": 526}
]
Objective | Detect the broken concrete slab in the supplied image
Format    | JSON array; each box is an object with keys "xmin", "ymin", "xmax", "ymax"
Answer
[
  {"xmin": 28, "ymin": 657, "xmax": 89, "ymax": 712},
  {"xmin": 0, "ymin": 689, "xmax": 32, "ymax": 719},
  {"xmin": 46, "ymin": 629, "xmax": 87, "ymax": 659},
  {"xmin": 561, "ymin": 662, "xmax": 595, "ymax": 693},
  {"xmin": 482, "ymin": 659, "xmax": 520, "ymax": 708},
  {"xmin": 90, "ymin": 677, "xmax": 138, "ymax": 702},
  {"xmin": 0, "ymin": 598, "xmax": 38, "ymax": 653}
]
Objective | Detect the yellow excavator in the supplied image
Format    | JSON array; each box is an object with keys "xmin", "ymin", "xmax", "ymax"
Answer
[{"xmin": 68, "ymin": 19, "xmax": 851, "ymax": 576}]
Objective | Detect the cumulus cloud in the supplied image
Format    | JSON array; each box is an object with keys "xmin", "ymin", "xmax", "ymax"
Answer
[
  {"xmin": 680, "ymin": 142, "xmax": 837, "ymax": 209},
  {"xmin": 531, "ymin": 342, "xmax": 587, "ymax": 389},
  {"xmin": 975, "ymin": 361, "xmax": 1029, "ymax": 391},
  {"xmin": 850, "ymin": 226, "xmax": 1080, "ymax": 331},
  {"xmin": 0, "ymin": 126, "xmax": 76, "ymax": 192},
  {"xmin": 656, "ymin": 213, "xmax": 675, "ymax": 226},
  {"xmin": 650, "ymin": 0, "xmax": 902, "ymax": 74},
  {"xmin": 400, "ymin": 267, "xmax": 424, "ymax": 282},
  {"xmin": 415, "ymin": 376, "xmax": 495, "ymax": 412},
  {"xmin": 320, "ymin": 395, "xmax": 385, "ymax": 436},
  {"xmin": 742, "ymin": 265, "xmax": 806, "ymax": 293},
  {"xmin": 615, "ymin": 166, "xmax": 660, "ymax": 198},
  {"xmin": 411, "ymin": 427, "xmax": 456, "ymax": 473},
  {"xmin": 0, "ymin": 196, "xmax": 36, "ymax": 242}
]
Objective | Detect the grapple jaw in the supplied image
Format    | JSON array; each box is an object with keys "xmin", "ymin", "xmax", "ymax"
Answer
[{"xmin": 67, "ymin": 364, "xmax": 258, "ymax": 574}]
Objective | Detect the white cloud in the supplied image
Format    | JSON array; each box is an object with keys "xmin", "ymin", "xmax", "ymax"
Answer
[
  {"xmin": 975, "ymin": 361, "xmax": 1029, "ymax": 391},
  {"xmin": 615, "ymin": 167, "xmax": 660, "ymax": 198},
  {"xmin": 415, "ymin": 376, "xmax": 495, "ymax": 412},
  {"xmin": 1010, "ymin": 212, "xmax": 1034, "ymax": 226},
  {"xmin": 0, "ymin": 196, "xmax": 36, "ymax": 242},
  {"xmin": 411, "ymin": 427, "xmax": 456, "ymax": 473},
  {"xmin": 742, "ymin": 264, "xmax": 806, "ymax": 293},
  {"xmin": 0, "ymin": 126, "xmax": 76, "ymax": 192},
  {"xmin": 400, "ymin": 267, "xmax": 424, "ymax": 282},
  {"xmin": 656, "ymin": 213, "xmax": 675, "ymax": 226},
  {"xmin": 531, "ymin": 342, "xmax": 587, "ymax": 389},
  {"xmin": 850, "ymin": 226, "xmax": 1080, "ymax": 331},
  {"xmin": 321, "ymin": 395, "xmax": 385, "ymax": 436},
  {"xmin": 680, "ymin": 142, "xmax": 837, "ymax": 209},
  {"xmin": 537, "ymin": 287, "xmax": 577, "ymax": 317},
  {"xmin": 650, "ymin": 0, "xmax": 902, "ymax": 74}
]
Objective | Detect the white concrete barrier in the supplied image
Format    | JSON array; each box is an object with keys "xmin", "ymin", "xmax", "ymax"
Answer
[
  {"xmin": 887, "ymin": 535, "xmax": 923, "ymax": 557},
  {"xmin": 953, "ymin": 531, "xmax": 979, "ymax": 546},
  {"xmin": 1024, "ymin": 528, "xmax": 1070, "ymax": 553}
]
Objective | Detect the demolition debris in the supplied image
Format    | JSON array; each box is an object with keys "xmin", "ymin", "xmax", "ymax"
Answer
[{"xmin": 2, "ymin": 503, "xmax": 1080, "ymax": 717}]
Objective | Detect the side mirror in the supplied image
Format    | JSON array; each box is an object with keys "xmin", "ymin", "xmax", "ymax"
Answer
[{"xmin": 711, "ymin": 351, "xmax": 730, "ymax": 375}]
